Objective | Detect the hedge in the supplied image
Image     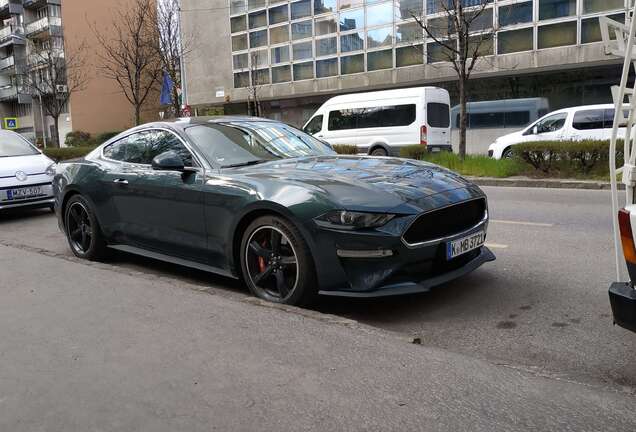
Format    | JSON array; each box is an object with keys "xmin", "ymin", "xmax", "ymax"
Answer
[
  {"xmin": 44, "ymin": 146, "xmax": 98, "ymax": 162},
  {"xmin": 65, "ymin": 130, "xmax": 95, "ymax": 147},
  {"xmin": 332, "ymin": 144, "xmax": 358, "ymax": 155},
  {"xmin": 399, "ymin": 145, "xmax": 428, "ymax": 160},
  {"xmin": 96, "ymin": 131, "xmax": 123, "ymax": 143}
]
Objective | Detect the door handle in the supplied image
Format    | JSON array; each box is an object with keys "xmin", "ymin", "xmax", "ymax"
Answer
[{"xmin": 113, "ymin": 178, "xmax": 129, "ymax": 185}]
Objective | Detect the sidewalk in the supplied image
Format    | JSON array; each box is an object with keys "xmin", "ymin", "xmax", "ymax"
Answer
[
  {"xmin": 469, "ymin": 176, "xmax": 622, "ymax": 190},
  {"xmin": 0, "ymin": 244, "xmax": 635, "ymax": 432}
]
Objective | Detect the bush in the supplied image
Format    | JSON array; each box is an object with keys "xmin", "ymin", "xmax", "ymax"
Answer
[
  {"xmin": 423, "ymin": 152, "xmax": 524, "ymax": 178},
  {"xmin": 65, "ymin": 130, "xmax": 94, "ymax": 147},
  {"xmin": 332, "ymin": 144, "xmax": 358, "ymax": 155},
  {"xmin": 96, "ymin": 131, "xmax": 123, "ymax": 143},
  {"xmin": 44, "ymin": 146, "xmax": 98, "ymax": 162},
  {"xmin": 399, "ymin": 144, "xmax": 428, "ymax": 160}
]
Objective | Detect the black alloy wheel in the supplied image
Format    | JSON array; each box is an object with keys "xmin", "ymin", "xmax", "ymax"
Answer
[{"xmin": 64, "ymin": 195, "xmax": 107, "ymax": 260}]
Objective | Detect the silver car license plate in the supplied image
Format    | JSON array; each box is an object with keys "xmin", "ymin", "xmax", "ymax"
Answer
[
  {"xmin": 446, "ymin": 230, "xmax": 485, "ymax": 260},
  {"xmin": 6, "ymin": 186, "xmax": 44, "ymax": 201}
]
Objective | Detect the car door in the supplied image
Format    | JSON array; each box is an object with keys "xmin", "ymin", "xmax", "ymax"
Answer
[
  {"xmin": 128, "ymin": 129, "xmax": 208, "ymax": 262},
  {"xmin": 520, "ymin": 112, "xmax": 568, "ymax": 143}
]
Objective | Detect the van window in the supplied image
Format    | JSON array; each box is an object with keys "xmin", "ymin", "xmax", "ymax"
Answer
[
  {"xmin": 504, "ymin": 111, "xmax": 530, "ymax": 127},
  {"xmin": 327, "ymin": 104, "xmax": 416, "ymax": 131},
  {"xmin": 304, "ymin": 115, "xmax": 323, "ymax": 134},
  {"xmin": 572, "ymin": 109, "xmax": 604, "ymax": 130},
  {"xmin": 427, "ymin": 103, "xmax": 450, "ymax": 128}
]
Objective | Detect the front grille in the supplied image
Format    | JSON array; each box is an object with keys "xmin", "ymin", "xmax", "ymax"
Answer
[{"xmin": 403, "ymin": 198, "xmax": 486, "ymax": 245}]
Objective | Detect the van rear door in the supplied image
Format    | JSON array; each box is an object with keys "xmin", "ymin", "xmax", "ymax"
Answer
[{"xmin": 424, "ymin": 89, "xmax": 451, "ymax": 149}]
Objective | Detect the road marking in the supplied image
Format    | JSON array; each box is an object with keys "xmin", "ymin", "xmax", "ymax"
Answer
[
  {"xmin": 485, "ymin": 242, "xmax": 508, "ymax": 249},
  {"xmin": 490, "ymin": 219, "xmax": 554, "ymax": 227}
]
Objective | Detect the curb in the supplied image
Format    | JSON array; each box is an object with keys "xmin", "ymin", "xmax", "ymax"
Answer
[{"xmin": 468, "ymin": 176, "xmax": 624, "ymax": 190}]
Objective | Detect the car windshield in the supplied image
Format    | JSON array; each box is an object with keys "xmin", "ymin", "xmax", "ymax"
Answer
[
  {"xmin": 0, "ymin": 133, "xmax": 39, "ymax": 157},
  {"xmin": 185, "ymin": 120, "xmax": 335, "ymax": 167}
]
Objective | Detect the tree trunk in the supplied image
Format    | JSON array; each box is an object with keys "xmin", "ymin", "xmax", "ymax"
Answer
[
  {"xmin": 52, "ymin": 115, "xmax": 60, "ymax": 148},
  {"xmin": 134, "ymin": 104, "xmax": 142, "ymax": 125},
  {"xmin": 458, "ymin": 77, "xmax": 467, "ymax": 160}
]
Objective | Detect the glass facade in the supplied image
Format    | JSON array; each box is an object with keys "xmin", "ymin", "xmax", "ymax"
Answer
[{"xmin": 230, "ymin": 0, "xmax": 627, "ymax": 88}]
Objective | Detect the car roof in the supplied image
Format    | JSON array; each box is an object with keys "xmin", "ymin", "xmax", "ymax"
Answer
[
  {"xmin": 550, "ymin": 104, "xmax": 616, "ymax": 115},
  {"xmin": 123, "ymin": 116, "xmax": 279, "ymax": 133}
]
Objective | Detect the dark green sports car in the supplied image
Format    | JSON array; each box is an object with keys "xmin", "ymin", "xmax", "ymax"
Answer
[{"xmin": 53, "ymin": 117, "xmax": 494, "ymax": 305}]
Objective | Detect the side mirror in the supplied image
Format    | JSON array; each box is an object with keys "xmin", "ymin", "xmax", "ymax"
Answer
[
  {"xmin": 532, "ymin": 125, "xmax": 539, "ymax": 135},
  {"xmin": 152, "ymin": 150, "xmax": 185, "ymax": 171}
]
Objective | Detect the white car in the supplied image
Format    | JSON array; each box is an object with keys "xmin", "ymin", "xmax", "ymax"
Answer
[
  {"xmin": 0, "ymin": 130, "xmax": 55, "ymax": 211},
  {"xmin": 488, "ymin": 104, "xmax": 624, "ymax": 159}
]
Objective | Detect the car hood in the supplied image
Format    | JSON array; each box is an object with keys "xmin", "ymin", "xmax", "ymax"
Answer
[
  {"xmin": 230, "ymin": 156, "xmax": 478, "ymax": 213},
  {"xmin": 0, "ymin": 153, "xmax": 52, "ymax": 178}
]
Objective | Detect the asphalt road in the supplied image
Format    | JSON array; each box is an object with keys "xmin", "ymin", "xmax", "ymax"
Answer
[{"xmin": 1, "ymin": 186, "xmax": 635, "ymax": 394}]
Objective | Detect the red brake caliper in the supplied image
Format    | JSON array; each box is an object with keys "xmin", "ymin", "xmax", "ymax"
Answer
[{"xmin": 257, "ymin": 239, "xmax": 267, "ymax": 273}]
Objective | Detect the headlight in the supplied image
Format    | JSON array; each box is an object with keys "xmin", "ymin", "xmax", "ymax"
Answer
[
  {"xmin": 45, "ymin": 163, "xmax": 56, "ymax": 177},
  {"xmin": 315, "ymin": 210, "xmax": 395, "ymax": 230}
]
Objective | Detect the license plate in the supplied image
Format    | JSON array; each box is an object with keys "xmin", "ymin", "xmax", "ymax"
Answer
[
  {"xmin": 446, "ymin": 231, "xmax": 485, "ymax": 260},
  {"xmin": 6, "ymin": 186, "xmax": 44, "ymax": 201},
  {"xmin": 431, "ymin": 147, "xmax": 441, "ymax": 153}
]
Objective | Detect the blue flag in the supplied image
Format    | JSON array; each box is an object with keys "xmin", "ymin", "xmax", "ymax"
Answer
[{"xmin": 160, "ymin": 72, "xmax": 174, "ymax": 105}]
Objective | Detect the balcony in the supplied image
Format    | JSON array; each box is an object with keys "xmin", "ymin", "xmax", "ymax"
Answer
[
  {"xmin": 0, "ymin": 0, "xmax": 23, "ymax": 16},
  {"xmin": 0, "ymin": 55, "xmax": 14, "ymax": 70},
  {"xmin": 23, "ymin": 0, "xmax": 61, "ymax": 9},
  {"xmin": 0, "ymin": 24, "xmax": 24, "ymax": 45},
  {"xmin": 25, "ymin": 16, "xmax": 61, "ymax": 38},
  {"xmin": 27, "ymin": 49, "xmax": 63, "ymax": 67},
  {"xmin": 0, "ymin": 84, "xmax": 30, "ymax": 103}
]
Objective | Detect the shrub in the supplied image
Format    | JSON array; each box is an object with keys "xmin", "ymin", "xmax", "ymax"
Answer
[
  {"xmin": 96, "ymin": 131, "xmax": 123, "ymax": 143},
  {"xmin": 399, "ymin": 144, "xmax": 428, "ymax": 160},
  {"xmin": 423, "ymin": 152, "xmax": 523, "ymax": 178},
  {"xmin": 65, "ymin": 130, "xmax": 93, "ymax": 147},
  {"xmin": 44, "ymin": 146, "xmax": 98, "ymax": 162},
  {"xmin": 332, "ymin": 144, "xmax": 359, "ymax": 155}
]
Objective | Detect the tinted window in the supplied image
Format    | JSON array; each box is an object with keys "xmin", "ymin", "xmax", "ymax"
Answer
[
  {"xmin": 467, "ymin": 112, "xmax": 504, "ymax": 128},
  {"xmin": 103, "ymin": 132, "xmax": 148, "ymax": 163},
  {"xmin": 572, "ymin": 109, "xmax": 605, "ymax": 130},
  {"xmin": 103, "ymin": 130, "xmax": 193, "ymax": 166},
  {"xmin": 603, "ymin": 108, "xmax": 630, "ymax": 128},
  {"xmin": 427, "ymin": 103, "xmax": 450, "ymax": 128},
  {"xmin": 145, "ymin": 130, "xmax": 194, "ymax": 166},
  {"xmin": 0, "ymin": 133, "xmax": 39, "ymax": 157},
  {"xmin": 504, "ymin": 111, "xmax": 531, "ymax": 127},
  {"xmin": 304, "ymin": 115, "xmax": 323, "ymax": 134},
  {"xmin": 327, "ymin": 105, "xmax": 416, "ymax": 131},
  {"xmin": 535, "ymin": 112, "xmax": 567, "ymax": 134}
]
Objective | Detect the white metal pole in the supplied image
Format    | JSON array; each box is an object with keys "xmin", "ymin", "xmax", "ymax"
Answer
[{"xmin": 38, "ymin": 91, "xmax": 47, "ymax": 148}]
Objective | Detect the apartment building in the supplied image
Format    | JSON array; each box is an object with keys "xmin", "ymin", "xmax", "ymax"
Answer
[{"xmin": 181, "ymin": 0, "xmax": 627, "ymax": 127}]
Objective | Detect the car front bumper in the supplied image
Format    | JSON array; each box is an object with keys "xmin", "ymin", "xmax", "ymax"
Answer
[
  {"xmin": 609, "ymin": 282, "xmax": 636, "ymax": 333},
  {"xmin": 0, "ymin": 182, "xmax": 54, "ymax": 211}
]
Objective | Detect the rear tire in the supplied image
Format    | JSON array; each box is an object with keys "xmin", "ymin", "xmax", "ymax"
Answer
[
  {"xmin": 64, "ymin": 195, "xmax": 108, "ymax": 261},
  {"xmin": 240, "ymin": 215, "xmax": 317, "ymax": 306},
  {"xmin": 370, "ymin": 147, "xmax": 388, "ymax": 157}
]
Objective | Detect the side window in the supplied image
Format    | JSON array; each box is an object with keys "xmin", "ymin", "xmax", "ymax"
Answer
[
  {"xmin": 504, "ymin": 111, "xmax": 530, "ymax": 127},
  {"xmin": 103, "ymin": 132, "xmax": 149, "ymax": 164},
  {"xmin": 146, "ymin": 130, "xmax": 194, "ymax": 167},
  {"xmin": 328, "ymin": 109, "xmax": 357, "ymax": 131},
  {"xmin": 535, "ymin": 113, "xmax": 567, "ymax": 134},
  {"xmin": 304, "ymin": 115, "xmax": 323, "ymax": 135},
  {"xmin": 426, "ymin": 103, "xmax": 450, "ymax": 128},
  {"xmin": 572, "ymin": 109, "xmax": 604, "ymax": 130}
]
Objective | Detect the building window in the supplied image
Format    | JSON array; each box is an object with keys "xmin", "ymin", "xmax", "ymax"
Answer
[
  {"xmin": 291, "ymin": 0, "xmax": 312, "ymax": 19},
  {"xmin": 233, "ymin": 53, "xmax": 249, "ymax": 69},
  {"xmin": 249, "ymin": 29, "xmax": 268, "ymax": 48},
  {"xmin": 367, "ymin": 26, "xmax": 393, "ymax": 48},
  {"xmin": 248, "ymin": 0, "xmax": 266, "ymax": 11},
  {"xmin": 497, "ymin": 27, "xmax": 533, "ymax": 54},
  {"xmin": 315, "ymin": 0, "xmax": 337, "ymax": 14},
  {"xmin": 341, "ymin": 53, "xmax": 364, "ymax": 74},
  {"xmin": 581, "ymin": 13, "xmax": 624, "ymax": 43},
  {"xmin": 339, "ymin": 0, "xmax": 364, "ymax": 10},
  {"xmin": 395, "ymin": 0, "xmax": 423, "ymax": 20},
  {"xmin": 582, "ymin": 0, "xmax": 623, "ymax": 14},
  {"xmin": 539, "ymin": 0, "xmax": 576, "ymax": 20},
  {"xmin": 317, "ymin": 57, "xmax": 338, "ymax": 77},
  {"xmin": 367, "ymin": 49, "xmax": 393, "ymax": 71},
  {"xmin": 396, "ymin": 44, "xmax": 423, "ymax": 67},
  {"xmin": 293, "ymin": 61, "xmax": 314, "ymax": 80},
  {"xmin": 427, "ymin": 16, "xmax": 450, "ymax": 38},
  {"xmin": 341, "ymin": 32, "xmax": 365, "ymax": 52},
  {"xmin": 339, "ymin": 8, "xmax": 364, "ymax": 31},
  {"xmin": 315, "ymin": 15, "xmax": 338, "ymax": 35},
  {"xmin": 231, "ymin": 15, "xmax": 247, "ymax": 33},
  {"xmin": 396, "ymin": 21, "xmax": 421, "ymax": 44},
  {"xmin": 427, "ymin": 41, "xmax": 451, "ymax": 63},
  {"xmin": 232, "ymin": 34, "xmax": 248, "ymax": 51},
  {"xmin": 366, "ymin": 2, "xmax": 394, "ymax": 27},
  {"xmin": 249, "ymin": 10, "xmax": 267, "ymax": 29},
  {"xmin": 466, "ymin": 8, "xmax": 492, "ymax": 31},
  {"xmin": 468, "ymin": 34, "xmax": 493, "ymax": 57},
  {"xmin": 291, "ymin": 20, "xmax": 312, "ymax": 39},
  {"xmin": 270, "ymin": 25, "xmax": 290, "ymax": 43},
  {"xmin": 293, "ymin": 41, "xmax": 313, "ymax": 59},
  {"xmin": 498, "ymin": 2, "xmax": 532, "ymax": 27},
  {"xmin": 231, "ymin": 0, "xmax": 246, "ymax": 15},
  {"xmin": 251, "ymin": 48, "xmax": 269, "ymax": 67},
  {"xmin": 269, "ymin": 5, "xmax": 289, "ymax": 25},
  {"xmin": 254, "ymin": 68, "xmax": 270, "ymax": 84},
  {"xmin": 234, "ymin": 72, "xmax": 250, "ymax": 87},
  {"xmin": 272, "ymin": 65, "xmax": 291, "ymax": 83},
  {"xmin": 271, "ymin": 45, "xmax": 290, "ymax": 63},
  {"xmin": 316, "ymin": 37, "xmax": 337, "ymax": 56},
  {"xmin": 538, "ymin": 21, "xmax": 576, "ymax": 48}
]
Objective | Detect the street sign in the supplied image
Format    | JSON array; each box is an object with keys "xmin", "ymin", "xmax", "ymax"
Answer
[{"xmin": 4, "ymin": 117, "xmax": 17, "ymax": 130}]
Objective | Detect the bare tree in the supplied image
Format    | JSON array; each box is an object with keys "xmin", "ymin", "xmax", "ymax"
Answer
[
  {"xmin": 412, "ymin": 0, "xmax": 496, "ymax": 159},
  {"xmin": 23, "ymin": 36, "xmax": 89, "ymax": 147},
  {"xmin": 153, "ymin": 0, "xmax": 195, "ymax": 117},
  {"xmin": 247, "ymin": 51, "xmax": 263, "ymax": 117},
  {"xmin": 91, "ymin": 0, "xmax": 162, "ymax": 125}
]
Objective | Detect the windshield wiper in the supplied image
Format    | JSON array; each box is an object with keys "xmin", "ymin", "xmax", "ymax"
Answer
[{"xmin": 221, "ymin": 159, "xmax": 271, "ymax": 168}]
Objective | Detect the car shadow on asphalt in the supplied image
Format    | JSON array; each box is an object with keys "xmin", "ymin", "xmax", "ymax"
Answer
[{"xmin": 0, "ymin": 207, "xmax": 53, "ymax": 223}]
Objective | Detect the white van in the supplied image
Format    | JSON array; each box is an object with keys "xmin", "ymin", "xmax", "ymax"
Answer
[
  {"xmin": 302, "ymin": 87, "xmax": 451, "ymax": 156},
  {"xmin": 488, "ymin": 104, "xmax": 627, "ymax": 159}
]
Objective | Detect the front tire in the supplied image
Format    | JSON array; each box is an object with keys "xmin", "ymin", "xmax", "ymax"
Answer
[
  {"xmin": 502, "ymin": 147, "xmax": 513, "ymax": 159},
  {"xmin": 64, "ymin": 195, "xmax": 108, "ymax": 261},
  {"xmin": 240, "ymin": 215, "xmax": 317, "ymax": 306}
]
